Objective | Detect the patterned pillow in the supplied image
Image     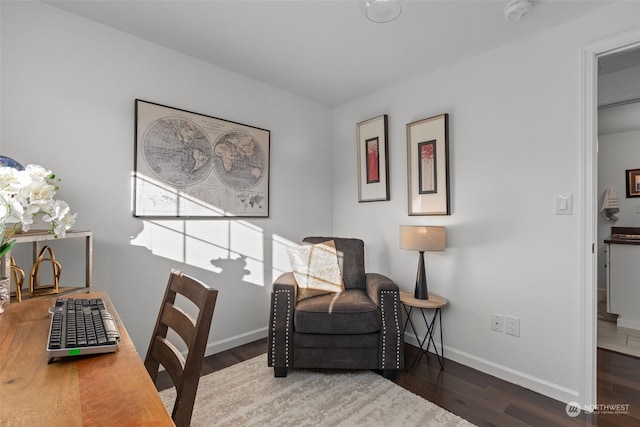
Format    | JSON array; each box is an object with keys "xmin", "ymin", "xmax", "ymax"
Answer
[{"xmin": 287, "ymin": 240, "xmax": 345, "ymax": 300}]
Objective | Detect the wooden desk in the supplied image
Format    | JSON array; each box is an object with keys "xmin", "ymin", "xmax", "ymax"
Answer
[{"xmin": 0, "ymin": 291, "xmax": 174, "ymax": 426}]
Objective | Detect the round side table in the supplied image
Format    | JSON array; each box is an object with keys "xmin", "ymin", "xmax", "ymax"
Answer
[{"xmin": 400, "ymin": 291, "xmax": 447, "ymax": 369}]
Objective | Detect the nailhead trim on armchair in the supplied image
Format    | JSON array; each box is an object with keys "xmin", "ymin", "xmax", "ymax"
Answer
[
  {"xmin": 380, "ymin": 289, "xmax": 404, "ymax": 369},
  {"xmin": 269, "ymin": 287, "xmax": 293, "ymax": 368}
]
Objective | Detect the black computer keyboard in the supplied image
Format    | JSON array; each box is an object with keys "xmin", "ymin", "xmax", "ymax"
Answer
[{"xmin": 47, "ymin": 297, "xmax": 120, "ymax": 362}]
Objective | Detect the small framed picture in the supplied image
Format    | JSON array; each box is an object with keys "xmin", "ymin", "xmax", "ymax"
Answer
[
  {"xmin": 626, "ymin": 169, "xmax": 640, "ymax": 198},
  {"xmin": 356, "ymin": 115, "xmax": 389, "ymax": 202},
  {"xmin": 406, "ymin": 114, "xmax": 450, "ymax": 215}
]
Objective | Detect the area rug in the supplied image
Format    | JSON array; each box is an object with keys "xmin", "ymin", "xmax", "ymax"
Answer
[{"xmin": 160, "ymin": 353, "xmax": 473, "ymax": 426}]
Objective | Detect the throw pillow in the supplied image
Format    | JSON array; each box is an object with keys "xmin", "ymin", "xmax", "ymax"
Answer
[{"xmin": 287, "ymin": 240, "xmax": 345, "ymax": 300}]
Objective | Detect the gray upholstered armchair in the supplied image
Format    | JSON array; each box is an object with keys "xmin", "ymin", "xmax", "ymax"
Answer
[{"xmin": 268, "ymin": 237, "xmax": 404, "ymax": 378}]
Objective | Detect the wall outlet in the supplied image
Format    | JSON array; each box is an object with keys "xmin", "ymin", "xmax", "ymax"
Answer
[
  {"xmin": 505, "ymin": 316, "xmax": 520, "ymax": 337},
  {"xmin": 491, "ymin": 313, "xmax": 504, "ymax": 333}
]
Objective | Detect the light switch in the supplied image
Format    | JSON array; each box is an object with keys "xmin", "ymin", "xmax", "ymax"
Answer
[
  {"xmin": 555, "ymin": 194, "xmax": 573, "ymax": 215},
  {"xmin": 559, "ymin": 198, "xmax": 567, "ymax": 209}
]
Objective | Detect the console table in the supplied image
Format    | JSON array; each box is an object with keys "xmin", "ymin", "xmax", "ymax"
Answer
[{"xmin": 1, "ymin": 229, "xmax": 92, "ymax": 302}]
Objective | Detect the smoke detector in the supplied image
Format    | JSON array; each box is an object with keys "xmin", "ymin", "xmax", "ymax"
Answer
[{"xmin": 504, "ymin": 0, "xmax": 532, "ymax": 21}]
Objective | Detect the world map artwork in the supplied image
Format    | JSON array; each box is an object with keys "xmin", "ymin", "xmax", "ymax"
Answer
[
  {"xmin": 142, "ymin": 117, "xmax": 214, "ymax": 187},
  {"xmin": 135, "ymin": 101, "xmax": 269, "ymax": 217},
  {"xmin": 212, "ymin": 130, "xmax": 266, "ymax": 191}
]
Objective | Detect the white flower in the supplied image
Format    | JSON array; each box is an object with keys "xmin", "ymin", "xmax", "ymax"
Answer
[
  {"xmin": 0, "ymin": 164, "xmax": 77, "ymax": 257},
  {"xmin": 43, "ymin": 200, "xmax": 77, "ymax": 237}
]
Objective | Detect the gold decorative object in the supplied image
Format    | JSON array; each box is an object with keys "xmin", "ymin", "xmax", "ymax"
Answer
[
  {"xmin": 29, "ymin": 246, "xmax": 61, "ymax": 297},
  {"xmin": 11, "ymin": 256, "xmax": 25, "ymax": 302}
]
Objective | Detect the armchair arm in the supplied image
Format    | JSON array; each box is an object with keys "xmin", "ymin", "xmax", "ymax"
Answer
[
  {"xmin": 268, "ymin": 272, "xmax": 296, "ymax": 371},
  {"xmin": 365, "ymin": 273, "xmax": 405, "ymax": 370},
  {"xmin": 365, "ymin": 273, "xmax": 398, "ymax": 306}
]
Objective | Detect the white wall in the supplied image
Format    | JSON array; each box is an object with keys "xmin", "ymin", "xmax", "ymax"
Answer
[
  {"xmin": 3, "ymin": 0, "xmax": 640, "ymax": 405},
  {"xmin": 332, "ymin": 2, "xmax": 640, "ymax": 403},
  {"xmin": 0, "ymin": 1, "xmax": 334, "ymax": 355},
  {"xmin": 599, "ymin": 63, "xmax": 640, "ymax": 111}
]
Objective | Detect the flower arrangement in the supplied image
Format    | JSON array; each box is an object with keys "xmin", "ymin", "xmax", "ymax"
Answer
[{"xmin": 0, "ymin": 164, "xmax": 77, "ymax": 258}]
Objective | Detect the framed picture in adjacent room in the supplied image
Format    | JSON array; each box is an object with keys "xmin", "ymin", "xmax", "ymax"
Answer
[
  {"xmin": 356, "ymin": 115, "xmax": 389, "ymax": 202},
  {"xmin": 626, "ymin": 168, "xmax": 640, "ymax": 198},
  {"xmin": 133, "ymin": 99, "xmax": 270, "ymax": 217},
  {"xmin": 406, "ymin": 113, "xmax": 450, "ymax": 215}
]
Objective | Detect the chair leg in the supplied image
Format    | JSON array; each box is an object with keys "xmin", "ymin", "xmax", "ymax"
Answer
[
  {"xmin": 382, "ymin": 369, "xmax": 396, "ymax": 380},
  {"xmin": 274, "ymin": 367, "xmax": 288, "ymax": 378}
]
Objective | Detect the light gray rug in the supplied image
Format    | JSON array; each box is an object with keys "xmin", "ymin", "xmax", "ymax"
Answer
[{"xmin": 160, "ymin": 353, "xmax": 474, "ymax": 426}]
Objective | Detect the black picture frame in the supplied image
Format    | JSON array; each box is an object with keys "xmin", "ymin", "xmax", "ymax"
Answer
[
  {"xmin": 406, "ymin": 113, "xmax": 450, "ymax": 215},
  {"xmin": 133, "ymin": 99, "xmax": 270, "ymax": 217},
  {"xmin": 626, "ymin": 168, "xmax": 640, "ymax": 198},
  {"xmin": 356, "ymin": 115, "xmax": 390, "ymax": 202}
]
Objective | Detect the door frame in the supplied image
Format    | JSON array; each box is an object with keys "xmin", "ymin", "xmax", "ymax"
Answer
[{"xmin": 580, "ymin": 28, "xmax": 640, "ymax": 408}]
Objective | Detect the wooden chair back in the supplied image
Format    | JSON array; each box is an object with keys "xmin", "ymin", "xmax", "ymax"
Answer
[{"xmin": 144, "ymin": 270, "xmax": 218, "ymax": 427}]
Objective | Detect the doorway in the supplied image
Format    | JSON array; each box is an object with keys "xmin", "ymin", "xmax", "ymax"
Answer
[
  {"xmin": 581, "ymin": 28, "xmax": 640, "ymax": 408},
  {"xmin": 596, "ymin": 46, "xmax": 640, "ymax": 358}
]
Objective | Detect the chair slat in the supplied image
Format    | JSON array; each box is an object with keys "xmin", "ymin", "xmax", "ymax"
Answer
[
  {"xmin": 150, "ymin": 336, "xmax": 185, "ymax": 390},
  {"xmin": 160, "ymin": 303, "xmax": 196, "ymax": 349}
]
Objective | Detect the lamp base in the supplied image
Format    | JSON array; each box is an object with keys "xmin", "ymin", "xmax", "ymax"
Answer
[{"xmin": 414, "ymin": 251, "xmax": 429, "ymax": 300}]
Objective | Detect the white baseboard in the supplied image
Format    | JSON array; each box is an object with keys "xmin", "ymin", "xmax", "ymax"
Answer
[
  {"xmin": 205, "ymin": 327, "xmax": 268, "ymax": 357},
  {"xmin": 617, "ymin": 318, "xmax": 640, "ymax": 331},
  {"xmin": 403, "ymin": 332, "xmax": 578, "ymax": 404}
]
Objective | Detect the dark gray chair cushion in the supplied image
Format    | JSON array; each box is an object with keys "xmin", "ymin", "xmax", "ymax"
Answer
[{"xmin": 294, "ymin": 289, "xmax": 381, "ymax": 334}]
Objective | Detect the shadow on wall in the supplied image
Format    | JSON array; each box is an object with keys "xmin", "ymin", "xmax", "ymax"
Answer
[
  {"xmin": 129, "ymin": 219, "xmax": 296, "ymax": 290},
  {"xmin": 210, "ymin": 255, "xmax": 250, "ymax": 282}
]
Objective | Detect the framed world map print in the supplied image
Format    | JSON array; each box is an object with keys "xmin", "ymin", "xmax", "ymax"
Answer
[{"xmin": 133, "ymin": 99, "xmax": 270, "ymax": 217}]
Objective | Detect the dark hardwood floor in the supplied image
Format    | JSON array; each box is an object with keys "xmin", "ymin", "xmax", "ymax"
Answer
[{"xmin": 157, "ymin": 340, "xmax": 640, "ymax": 427}]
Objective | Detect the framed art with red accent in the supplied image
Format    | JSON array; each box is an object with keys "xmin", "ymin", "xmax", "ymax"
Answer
[
  {"xmin": 626, "ymin": 168, "xmax": 640, "ymax": 198},
  {"xmin": 357, "ymin": 115, "xmax": 389, "ymax": 202},
  {"xmin": 406, "ymin": 114, "xmax": 450, "ymax": 215}
]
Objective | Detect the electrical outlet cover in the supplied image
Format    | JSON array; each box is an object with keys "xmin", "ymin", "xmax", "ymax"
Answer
[
  {"xmin": 505, "ymin": 316, "xmax": 520, "ymax": 337},
  {"xmin": 491, "ymin": 313, "xmax": 504, "ymax": 333}
]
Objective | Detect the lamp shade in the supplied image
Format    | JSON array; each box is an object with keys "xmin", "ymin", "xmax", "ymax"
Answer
[{"xmin": 399, "ymin": 226, "xmax": 446, "ymax": 252}]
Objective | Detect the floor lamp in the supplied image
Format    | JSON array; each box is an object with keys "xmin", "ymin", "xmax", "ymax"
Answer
[{"xmin": 400, "ymin": 226, "xmax": 446, "ymax": 300}]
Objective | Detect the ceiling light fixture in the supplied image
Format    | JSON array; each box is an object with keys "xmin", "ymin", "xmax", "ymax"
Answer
[
  {"xmin": 504, "ymin": 0, "xmax": 533, "ymax": 22},
  {"xmin": 364, "ymin": 0, "xmax": 402, "ymax": 24}
]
